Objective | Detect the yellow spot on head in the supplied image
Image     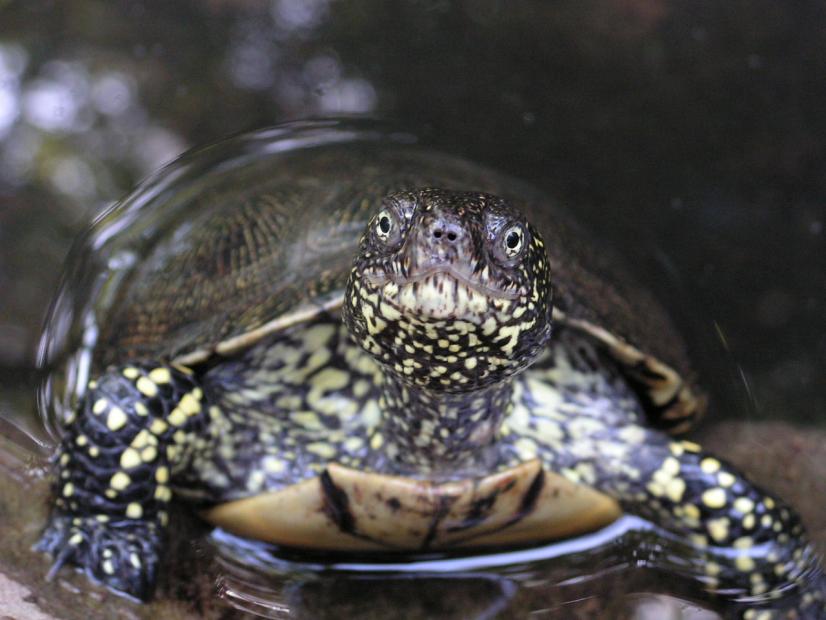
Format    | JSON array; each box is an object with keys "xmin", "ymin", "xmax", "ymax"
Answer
[
  {"xmin": 700, "ymin": 457, "xmax": 720, "ymax": 474},
  {"xmin": 718, "ymin": 471, "xmax": 736, "ymax": 487},
  {"xmin": 122, "ymin": 367, "xmax": 140, "ymax": 380},
  {"xmin": 135, "ymin": 402, "xmax": 149, "ymax": 416},
  {"xmin": 92, "ymin": 399, "xmax": 108, "ymax": 415},
  {"xmin": 62, "ymin": 483, "xmax": 74, "ymax": 497}
]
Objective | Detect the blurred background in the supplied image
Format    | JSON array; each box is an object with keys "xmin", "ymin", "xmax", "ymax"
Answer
[{"xmin": 0, "ymin": 0, "xmax": 823, "ymax": 615}]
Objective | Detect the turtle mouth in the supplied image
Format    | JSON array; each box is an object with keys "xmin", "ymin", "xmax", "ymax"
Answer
[
  {"xmin": 365, "ymin": 269, "xmax": 520, "ymax": 320},
  {"xmin": 366, "ymin": 267, "xmax": 521, "ymax": 300}
]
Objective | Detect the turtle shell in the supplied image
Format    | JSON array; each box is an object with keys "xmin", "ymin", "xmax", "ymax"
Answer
[{"xmin": 95, "ymin": 122, "xmax": 703, "ymax": 434}]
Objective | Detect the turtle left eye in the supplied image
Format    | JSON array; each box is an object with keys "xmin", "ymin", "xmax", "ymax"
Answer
[
  {"xmin": 374, "ymin": 209, "xmax": 396, "ymax": 243},
  {"xmin": 501, "ymin": 224, "xmax": 525, "ymax": 258}
]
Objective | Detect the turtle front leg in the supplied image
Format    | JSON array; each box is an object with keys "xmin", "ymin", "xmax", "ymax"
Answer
[
  {"xmin": 37, "ymin": 362, "xmax": 211, "ymax": 600},
  {"xmin": 583, "ymin": 432, "xmax": 825, "ymax": 616}
]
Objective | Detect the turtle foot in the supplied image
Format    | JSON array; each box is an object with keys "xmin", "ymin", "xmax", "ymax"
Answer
[{"xmin": 37, "ymin": 512, "xmax": 161, "ymax": 601}]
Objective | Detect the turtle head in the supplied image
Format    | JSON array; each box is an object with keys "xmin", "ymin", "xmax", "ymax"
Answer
[{"xmin": 344, "ymin": 188, "xmax": 554, "ymax": 393}]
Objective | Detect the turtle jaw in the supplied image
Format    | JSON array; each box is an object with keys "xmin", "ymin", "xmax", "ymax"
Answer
[
  {"xmin": 345, "ymin": 264, "xmax": 553, "ymax": 394},
  {"xmin": 366, "ymin": 269, "xmax": 521, "ymax": 322}
]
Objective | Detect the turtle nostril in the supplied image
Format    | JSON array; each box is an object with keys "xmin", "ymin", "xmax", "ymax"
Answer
[{"xmin": 429, "ymin": 221, "xmax": 462, "ymax": 243}]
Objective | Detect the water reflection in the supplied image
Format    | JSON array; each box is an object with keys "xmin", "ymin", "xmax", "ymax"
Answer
[{"xmin": 207, "ymin": 520, "xmax": 729, "ymax": 619}]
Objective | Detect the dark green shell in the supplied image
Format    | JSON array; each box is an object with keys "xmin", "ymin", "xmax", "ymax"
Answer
[{"xmin": 98, "ymin": 129, "xmax": 700, "ymax": 428}]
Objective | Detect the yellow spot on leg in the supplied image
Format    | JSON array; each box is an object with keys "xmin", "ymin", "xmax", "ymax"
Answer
[
  {"xmin": 734, "ymin": 497, "xmax": 755, "ymax": 514},
  {"xmin": 120, "ymin": 448, "xmax": 141, "ymax": 469},
  {"xmin": 666, "ymin": 478, "xmax": 686, "ymax": 503},
  {"xmin": 150, "ymin": 419, "xmax": 168, "ymax": 435},
  {"xmin": 707, "ymin": 517, "xmax": 730, "ymax": 542},
  {"xmin": 126, "ymin": 502, "xmax": 143, "ymax": 519},
  {"xmin": 110, "ymin": 472, "xmax": 131, "ymax": 491},
  {"xmin": 736, "ymin": 555, "xmax": 755, "ymax": 572},
  {"xmin": 148, "ymin": 367, "xmax": 172, "ymax": 384},
  {"xmin": 168, "ymin": 407, "xmax": 186, "ymax": 426},
  {"xmin": 702, "ymin": 487, "xmax": 727, "ymax": 509},
  {"xmin": 107, "ymin": 407, "xmax": 128, "ymax": 431},
  {"xmin": 681, "ymin": 441, "xmax": 701, "ymax": 452},
  {"xmin": 155, "ymin": 466, "xmax": 169, "ymax": 483},
  {"xmin": 179, "ymin": 393, "xmax": 201, "ymax": 415},
  {"xmin": 136, "ymin": 377, "xmax": 158, "ymax": 397}
]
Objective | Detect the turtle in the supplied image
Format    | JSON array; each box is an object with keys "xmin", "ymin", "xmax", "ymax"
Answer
[{"xmin": 36, "ymin": 128, "xmax": 823, "ymax": 615}]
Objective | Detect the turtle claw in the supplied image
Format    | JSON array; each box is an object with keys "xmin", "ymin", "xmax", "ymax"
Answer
[{"xmin": 37, "ymin": 512, "xmax": 161, "ymax": 601}]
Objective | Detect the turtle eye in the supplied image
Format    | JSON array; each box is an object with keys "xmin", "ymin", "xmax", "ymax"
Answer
[
  {"xmin": 500, "ymin": 224, "xmax": 526, "ymax": 259},
  {"xmin": 373, "ymin": 208, "xmax": 400, "ymax": 245}
]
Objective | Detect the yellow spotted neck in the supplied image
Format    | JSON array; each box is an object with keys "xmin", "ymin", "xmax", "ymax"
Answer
[{"xmin": 374, "ymin": 372, "xmax": 514, "ymax": 474}]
